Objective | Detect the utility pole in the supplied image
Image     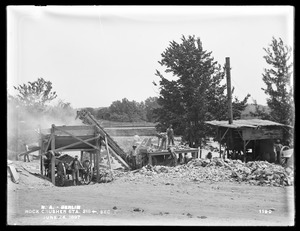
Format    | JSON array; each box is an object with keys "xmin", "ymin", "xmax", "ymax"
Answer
[{"xmin": 225, "ymin": 57, "xmax": 233, "ymax": 124}]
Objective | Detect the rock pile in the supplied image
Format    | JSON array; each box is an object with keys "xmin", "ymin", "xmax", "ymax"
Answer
[{"xmin": 115, "ymin": 157, "xmax": 294, "ymax": 187}]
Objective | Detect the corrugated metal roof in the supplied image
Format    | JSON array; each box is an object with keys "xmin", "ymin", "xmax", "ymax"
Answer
[{"xmin": 204, "ymin": 119, "xmax": 288, "ymax": 129}]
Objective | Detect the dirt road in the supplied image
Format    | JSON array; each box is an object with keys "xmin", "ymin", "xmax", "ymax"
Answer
[{"xmin": 7, "ymin": 160, "xmax": 294, "ymax": 226}]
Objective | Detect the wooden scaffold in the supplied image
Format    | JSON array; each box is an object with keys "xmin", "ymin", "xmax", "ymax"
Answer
[{"xmin": 39, "ymin": 124, "xmax": 114, "ymax": 185}]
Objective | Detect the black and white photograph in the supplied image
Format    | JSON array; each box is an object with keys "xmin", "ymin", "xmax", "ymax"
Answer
[{"xmin": 7, "ymin": 5, "xmax": 294, "ymax": 226}]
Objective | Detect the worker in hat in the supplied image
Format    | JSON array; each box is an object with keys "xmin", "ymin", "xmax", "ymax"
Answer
[
  {"xmin": 129, "ymin": 144, "xmax": 138, "ymax": 169},
  {"xmin": 69, "ymin": 155, "xmax": 84, "ymax": 186}
]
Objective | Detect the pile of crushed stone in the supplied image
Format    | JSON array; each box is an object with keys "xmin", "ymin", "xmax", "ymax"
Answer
[{"xmin": 114, "ymin": 157, "xmax": 294, "ymax": 187}]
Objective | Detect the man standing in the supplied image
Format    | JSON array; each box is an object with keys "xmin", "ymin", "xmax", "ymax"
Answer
[
  {"xmin": 274, "ymin": 139, "xmax": 283, "ymax": 164},
  {"xmin": 158, "ymin": 132, "xmax": 167, "ymax": 150},
  {"xmin": 166, "ymin": 125, "xmax": 175, "ymax": 146},
  {"xmin": 167, "ymin": 145, "xmax": 177, "ymax": 166},
  {"xmin": 129, "ymin": 144, "xmax": 138, "ymax": 169},
  {"xmin": 69, "ymin": 155, "xmax": 84, "ymax": 186}
]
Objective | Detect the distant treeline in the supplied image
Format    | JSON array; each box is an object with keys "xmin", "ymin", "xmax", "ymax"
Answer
[
  {"xmin": 80, "ymin": 98, "xmax": 270, "ymax": 124},
  {"xmin": 80, "ymin": 97, "xmax": 159, "ymax": 123}
]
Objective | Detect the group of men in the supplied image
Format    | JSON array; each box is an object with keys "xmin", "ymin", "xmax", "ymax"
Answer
[
  {"xmin": 128, "ymin": 125, "xmax": 175, "ymax": 169},
  {"xmin": 156, "ymin": 125, "xmax": 175, "ymax": 150}
]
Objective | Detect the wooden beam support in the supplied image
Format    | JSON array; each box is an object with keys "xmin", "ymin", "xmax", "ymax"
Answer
[
  {"xmin": 96, "ymin": 140, "xmax": 100, "ymax": 182},
  {"xmin": 89, "ymin": 152, "xmax": 93, "ymax": 170},
  {"xmin": 54, "ymin": 126, "xmax": 99, "ymax": 150},
  {"xmin": 50, "ymin": 135, "xmax": 100, "ymax": 153},
  {"xmin": 237, "ymin": 129, "xmax": 243, "ymax": 140},
  {"xmin": 105, "ymin": 135, "xmax": 113, "ymax": 178},
  {"xmin": 220, "ymin": 128, "xmax": 230, "ymax": 141},
  {"xmin": 51, "ymin": 125, "xmax": 56, "ymax": 185},
  {"xmin": 243, "ymin": 140, "xmax": 246, "ymax": 163},
  {"xmin": 39, "ymin": 130, "xmax": 44, "ymax": 175}
]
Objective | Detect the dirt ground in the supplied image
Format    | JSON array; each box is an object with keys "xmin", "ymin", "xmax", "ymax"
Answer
[{"xmin": 7, "ymin": 159, "xmax": 294, "ymax": 226}]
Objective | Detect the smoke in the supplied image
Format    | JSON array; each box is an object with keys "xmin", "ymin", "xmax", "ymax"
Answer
[{"xmin": 7, "ymin": 100, "xmax": 83, "ymax": 158}]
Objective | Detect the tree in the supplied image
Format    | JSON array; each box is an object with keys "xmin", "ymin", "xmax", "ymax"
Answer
[
  {"xmin": 261, "ymin": 37, "xmax": 294, "ymax": 126},
  {"xmin": 13, "ymin": 77, "xmax": 57, "ymax": 112},
  {"xmin": 8, "ymin": 79, "xmax": 75, "ymax": 157},
  {"xmin": 109, "ymin": 98, "xmax": 146, "ymax": 122},
  {"xmin": 249, "ymin": 100, "xmax": 271, "ymax": 120},
  {"xmin": 155, "ymin": 35, "xmax": 250, "ymax": 146},
  {"xmin": 144, "ymin": 97, "xmax": 160, "ymax": 122}
]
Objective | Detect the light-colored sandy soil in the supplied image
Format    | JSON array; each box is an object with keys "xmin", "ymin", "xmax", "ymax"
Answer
[{"xmin": 7, "ymin": 160, "xmax": 295, "ymax": 226}]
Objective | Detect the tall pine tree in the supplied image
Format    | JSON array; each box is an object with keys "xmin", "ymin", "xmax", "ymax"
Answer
[{"xmin": 261, "ymin": 37, "xmax": 294, "ymax": 126}]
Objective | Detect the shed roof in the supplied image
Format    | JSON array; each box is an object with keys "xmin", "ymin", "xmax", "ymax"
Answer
[{"xmin": 204, "ymin": 119, "xmax": 290, "ymax": 129}]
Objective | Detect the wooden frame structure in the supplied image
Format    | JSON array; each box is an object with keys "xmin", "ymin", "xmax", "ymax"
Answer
[
  {"xmin": 147, "ymin": 148, "xmax": 199, "ymax": 165},
  {"xmin": 205, "ymin": 119, "xmax": 290, "ymax": 162},
  {"xmin": 39, "ymin": 124, "xmax": 113, "ymax": 185}
]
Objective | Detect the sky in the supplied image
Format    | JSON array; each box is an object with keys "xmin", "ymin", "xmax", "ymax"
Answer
[{"xmin": 7, "ymin": 6, "xmax": 294, "ymax": 109}]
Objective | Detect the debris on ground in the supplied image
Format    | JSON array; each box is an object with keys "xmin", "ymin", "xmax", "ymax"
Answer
[
  {"xmin": 114, "ymin": 157, "xmax": 294, "ymax": 187},
  {"xmin": 133, "ymin": 208, "xmax": 144, "ymax": 212}
]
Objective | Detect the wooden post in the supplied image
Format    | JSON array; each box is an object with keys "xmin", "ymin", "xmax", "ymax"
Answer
[
  {"xmin": 226, "ymin": 57, "xmax": 233, "ymax": 124},
  {"xmin": 219, "ymin": 142, "xmax": 222, "ymax": 158},
  {"xmin": 253, "ymin": 140, "xmax": 256, "ymax": 160},
  {"xmin": 96, "ymin": 138, "xmax": 100, "ymax": 182},
  {"xmin": 105, "ymin": 136, "xmax": 113, "ymax": 171},
  {"xmin": 51, "ymin": 124, "xmax": 56, "ymax": 185},
  {"xmin": 39, "ymin": 126, "xmax": 44, "ymax": 175},
  {"xmin": 94, "ymin": 151, "xmax": 96, "ymax": 168},
  {"xmin": 243, "ymin": 140, "xmax": 246, "ymax": 162},
  {"xmin": 80, "ymin": 151, "xmax": 83, "ymax": 162},
  {"xmin": 148, "ymin": 154, "xmax": 153, "ymax": 165},
  {"xmin": 95, "ymin": 150, "xmax": 99, "ymax": 182},
  {"xmin": 90, "ymin": 152, "xmax": 93, "ymax": 165}
]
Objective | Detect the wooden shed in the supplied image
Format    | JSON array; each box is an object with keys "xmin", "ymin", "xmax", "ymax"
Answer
[{"xmin": 204, "ymin": 119, "xmax": 290, "ymax": 162}]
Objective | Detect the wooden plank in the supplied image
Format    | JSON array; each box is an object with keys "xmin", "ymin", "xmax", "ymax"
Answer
[
  {"xmin": 44, "ymin": 134, "xmax": 53, "ymax": 152},
  {"xmin": 105, "ymin": 135, "xmax": 113, "ymax": 173},
  {"xmin": 53, "ymin": 125, "xmax": 96, "ymax": 137},
  {"xmin": 51, "ymin": 135, "xmax": 100, "ymax": 152},
  {"xmin": 149, "ymin": 148, "xmax": 198, "ymax": 155},
  {"xmin": 96, "ymin": 147, "xmax": 99, "ymax": 182},
  {"xmin": 18, "ymin": 146, "xmax": 41, "ymax": 157},
  {"xmin": 54, "ymin": 125, "xmax": 96, "ymax": 131},
  {"xmin": 53, "ymin": 136, "xmax": 97, "ymax": 149},
  {"xmin": 7, "ymin": 165, "xmax": 20, "ymax": 183},
  {"xmin": 242, "ymin": 128, "xmax": 283, "ymax": 140},
  {"xmin": 54, "ymin": 126, "xmax": 99, "ymax": 149}
]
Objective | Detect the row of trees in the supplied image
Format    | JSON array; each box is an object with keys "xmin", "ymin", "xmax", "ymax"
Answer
[{"xmin": 83, "ymin": 97, "xmax": 159, "ymax": 123}]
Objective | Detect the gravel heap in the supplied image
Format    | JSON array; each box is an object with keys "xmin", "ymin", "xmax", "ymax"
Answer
[{"xmin": 114, "ymin": 157, "xmax": 294, "ymax": 187}]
